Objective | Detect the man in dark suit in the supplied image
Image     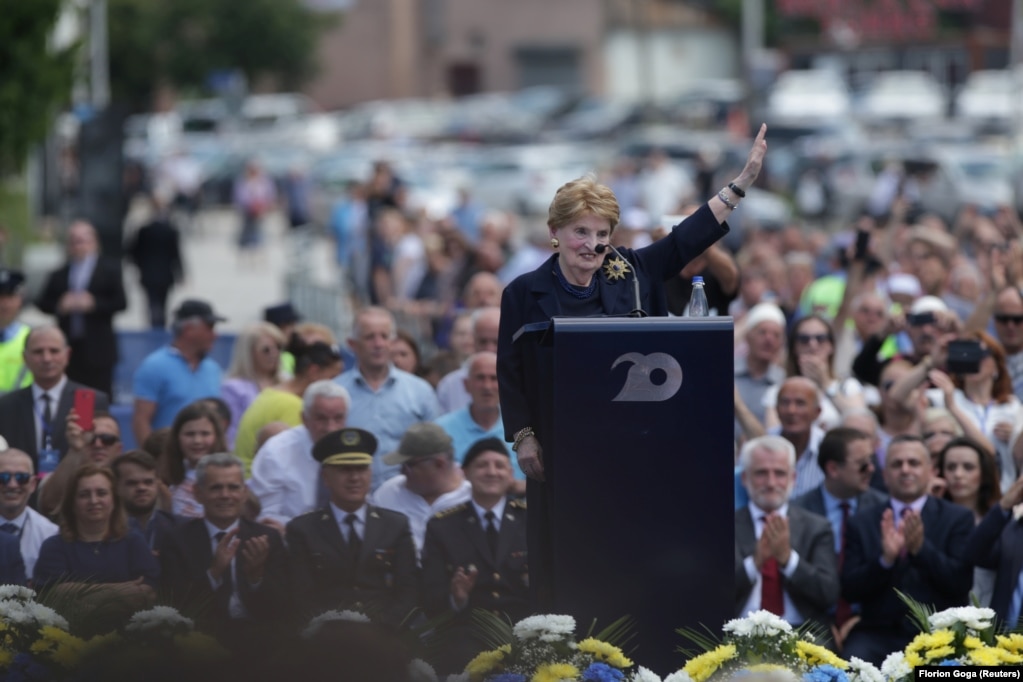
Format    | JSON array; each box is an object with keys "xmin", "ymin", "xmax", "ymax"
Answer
[
  {"xmin": 0, "ymin": 326, "xmax": 109, "ymax": 474},
  {"xmin": 421, "ymin": 437, "xmax": 529, "ymax": 672},
  {"xmin": 286, "ymin": 428, "xmax": 418, "ymax": 628},
  {"xmin": 127, "ymin": 193, "xmax": 184, "ymax": 329},
  {"xmin": 36, "ymin": 220, "xmax": 127, "ymax": 396},
  {"xmin": 842, "ymin": 434, "xmax": 974, "ymax": 665},
  {"xmin": 0, "ymin": 530, "xmax": 26, "ymax": 586},
  {"xmin": 112, "ymin": 451, "xmax": 180, "ymax": 555},
  {"xmin": 161, "ymin": 453, "xmax": 288, "ymax": 652},
  {"xmin": 792, "ymin": 426, "xmax": 888, "ymax": 648},
  {"xmin": 735, "ymin": 435, "xmax": 839, "ymax": 637},
  {"xmin": 964, "ymin": 475, "xmax": 1023, "ymax": 628}
]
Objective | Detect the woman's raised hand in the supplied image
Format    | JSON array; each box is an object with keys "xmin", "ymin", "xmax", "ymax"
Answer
[{"xmin": 734, "ymin": 123, "xmax": 768, "ymax": 192}]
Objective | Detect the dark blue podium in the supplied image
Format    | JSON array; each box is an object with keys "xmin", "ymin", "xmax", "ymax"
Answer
[{"xmin": 547, "ymin": 316, "xmax": 733, "ymax": 673}]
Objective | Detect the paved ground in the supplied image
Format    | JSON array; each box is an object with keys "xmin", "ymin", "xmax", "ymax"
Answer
[{"xmin": 25, "ymin": 205, "xmax": 342, "ymax": 334}]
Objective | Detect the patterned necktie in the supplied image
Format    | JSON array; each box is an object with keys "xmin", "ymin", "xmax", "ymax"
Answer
[
  {"xmin": 41, "ymin": 394, "xmax": 53, "ymax": 450},
  {"xmin": 345, "ymin": 514, "xmax": 361, "ymax": 565},
  {"xmin": 484, "ymin": 510, "xmax": 499, "ymax": 557},
  {"xmin": 759, "ymin": 515, "xmax": 784, "ymax": 615},
  {"xmin": 834, "ymin": 502, "xmax": 853, "ymax": 627}
]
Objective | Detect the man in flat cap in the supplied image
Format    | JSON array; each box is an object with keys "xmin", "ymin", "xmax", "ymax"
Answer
[
  {"xmin": 286, "ymin": 427, "xmax": 418, "ymax": 627},
  {"xmin": 420, "ymin": 437, "xmax": 528, "ymax": 672},
  {"xmin": 0, "ymin": 268, "xmax": 32, "ymax": 394}
]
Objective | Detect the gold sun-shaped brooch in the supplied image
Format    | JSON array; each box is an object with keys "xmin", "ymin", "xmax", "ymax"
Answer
[{"xmin": 603, "ymin": 256, "xmax": 630, "ymax": 281}]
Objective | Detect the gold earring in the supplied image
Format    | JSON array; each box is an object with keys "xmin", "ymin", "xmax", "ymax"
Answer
[{"xmin": 550, "ymin": 238, "xmax": 559, "ymax": 248}]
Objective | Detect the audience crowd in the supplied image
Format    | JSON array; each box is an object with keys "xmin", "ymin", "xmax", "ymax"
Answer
[{"xmin": 3, "ymin": 153, "xmax": 1023, "ymax": 672}]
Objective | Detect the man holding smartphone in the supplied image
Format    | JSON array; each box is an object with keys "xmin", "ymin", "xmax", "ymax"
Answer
[{"xmin": 37, "ymin": 411, "xmax": 123, "ymax": 516}]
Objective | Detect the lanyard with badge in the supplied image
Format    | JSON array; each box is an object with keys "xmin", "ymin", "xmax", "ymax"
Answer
[{"xmin": 35, "ymin": 398, "xmax": 60, "ymax": 476}]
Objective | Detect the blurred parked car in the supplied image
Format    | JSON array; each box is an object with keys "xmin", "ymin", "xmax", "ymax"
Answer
[
  {"xmin": 766, "ymin": 70, "xmax": 852, "ymax": 121},
  {"xmin": 857, "ymin": 70, "xmax": 947, "ymax": 125},
  {"xmin": 954, "ymin": 69, "xmax": 1017, "ymax": 129}
]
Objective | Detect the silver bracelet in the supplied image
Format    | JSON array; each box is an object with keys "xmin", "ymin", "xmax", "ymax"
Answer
[{"xmin": 717, "ymin": 189, "xmax": 738, "ymax": 211}]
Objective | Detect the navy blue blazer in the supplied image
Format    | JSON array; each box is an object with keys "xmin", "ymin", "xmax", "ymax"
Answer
[
  {"xmin": 497, "ymin": 203, "xmax": 729, "ymax": 446},
  {"xmin": 963, "ymin": 505, "xmax": 1023, "ymax": 626},
  {"xmin": 841, "ymin": 496, "xmax": 974, "ymax": 637},
  {"xmin": 0, "ymin": 531, "xmax": 26, "ymax": 586}
]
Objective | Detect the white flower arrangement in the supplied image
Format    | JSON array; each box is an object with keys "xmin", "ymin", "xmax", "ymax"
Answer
[
  {"xmin": 301, "ymin": 609, "xmax": 371, "ymax": 639},
  {"xmin": 631, "ymin": 666, "xmax": 666, "ymax": 682},
  {"xmin": 0, "ymin": 585, "xmax": 36, "ymax": 602},
  {"xmin": 0, "ymin": 598, "xmax": 69, "ymax": 631},
  {"xmin": 846, "ymin": 656, "xmax": 884, "ymax": 682},
  {"xmin": 722, "ymin": 611, "xmax": 793, "ymax": 639},
  {"xmin": 125, "ymin": 605, "xmax": 195, "ymax": 634},
  {"xmin": 926, "ymin": 606, "xmax": 996, "ymax": 635},
  {"xmin": 663, "ymin": 671, "xmax": 695, "ymax": 682},
  {"xmin": 512, "ymin": 614, "xmax": 577, "ymax": 642},
  {"xmin": 408, "ymin": 658, "xmax": 438, "ymax": 682},
  {"xmin": 880, "ymin": 651, "xmax": 911, "ymax": 681}
]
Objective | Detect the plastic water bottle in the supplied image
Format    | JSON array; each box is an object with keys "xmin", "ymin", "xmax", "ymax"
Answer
[{"xmin": 688, "ymin": 276, "xmax": 709, "ymax": 317}]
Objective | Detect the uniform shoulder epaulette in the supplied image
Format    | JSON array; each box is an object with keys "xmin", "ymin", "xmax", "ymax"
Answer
[
  {"xmin": 509, "ymin": 498, "xmax": 527, "ymax": 510},
  {"xmin": 434, "ymin": 502, "xmax": 469, "ymax": 519}
]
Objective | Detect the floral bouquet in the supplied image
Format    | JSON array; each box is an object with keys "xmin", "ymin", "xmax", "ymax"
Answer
[
  {"xmin": 77, "ymin": 604, "xmax": 228, "ymax": 677},
  {"xmin": 881, "ymin": 605, "xmax": 1023, "ymax": 681},
  {"xmin": 0, "ymin": 586, "xmax": 83, "ymax": 681},
  {"xmin": 673, "ymin": 611, "xmax": 883, "ymax": 682},
  {"xmin": 301, "ymin": 608, "xmax": 372, "ymax": 639},
  {"xmin": 457, "ymin": 613, "xmax": 655, "ymax": 682}
]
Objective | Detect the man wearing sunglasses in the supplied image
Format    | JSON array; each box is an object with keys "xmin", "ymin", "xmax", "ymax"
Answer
[
  {"xmin": 0, "ymin": 449, "xmax": 58, "ymax": 582},
  {"xmin": 792, "ymin": 427, "xmax": 889, "ymax": 648},
  {"xmin": 37, "ymin": 412, "xmax": 122, "ymax": 516},
  {"xmin": 990, "ymin": 286, "xmax": 1023, "ymax": 401}
]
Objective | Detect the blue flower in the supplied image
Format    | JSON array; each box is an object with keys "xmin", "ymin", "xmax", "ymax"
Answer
[
  {"xmin": 583, "ymin": 662, "xmax": 626, "ymax": 682},
  {"xmin": 938, "ymin": 660, "xmax": 963, "ymax": 666},
  {"xmin": 489, "ymin": 675, "xmax": 528, "ymax": 682},
  {"xmin": 803, "ymin": 665, "xmax": 849, "ymax": 682}
]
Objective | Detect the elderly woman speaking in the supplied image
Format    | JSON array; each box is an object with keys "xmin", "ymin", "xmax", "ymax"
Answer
[{"xmin": 497, "ymin": 125, "xmax": 768, "ymax": 610}]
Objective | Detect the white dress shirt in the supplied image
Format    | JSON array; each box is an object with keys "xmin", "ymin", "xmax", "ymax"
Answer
[
  {"xmin": 246, "ymin": 425, "xmax": 317, "ymax": 525},
  {"xmin": 330, "ymin": 503, "xmax": 366, "ymax": 544}
]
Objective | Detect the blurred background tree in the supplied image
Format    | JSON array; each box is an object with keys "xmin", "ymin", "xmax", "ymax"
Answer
[
  {"xmin": 109, "ymin": 0, "xmax": 333, "ymax": 111},
  {"xmin": 0, "ymin": 0, "xmax": 77, "ymax": 176}
]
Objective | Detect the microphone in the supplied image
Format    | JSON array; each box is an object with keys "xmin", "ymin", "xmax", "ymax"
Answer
[{"xmin": 595, "ymin": 243, "xmax": 646, "ymax": 317}]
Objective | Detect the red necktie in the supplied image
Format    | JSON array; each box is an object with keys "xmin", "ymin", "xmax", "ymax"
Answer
[
  {"xmin": 834, "ymin": 502, "xmax": 853, "ymax": 627},
  {"xmin": 760, "ymin": 515, "xmax": 784, "ymax": 615}
]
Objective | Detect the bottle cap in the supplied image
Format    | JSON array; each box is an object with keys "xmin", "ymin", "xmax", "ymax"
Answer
[{"xmin": 693, "ymin": 276, "xmax": 705, "ymax": 284}]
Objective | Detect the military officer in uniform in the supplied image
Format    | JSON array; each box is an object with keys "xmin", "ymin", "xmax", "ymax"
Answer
[
  {"xmin": 420, "ymin": 436, "xmax": 529, "ymax": 672},
  {"xmin": 286, "ymin": 427, "xmax": 418, "ymax": 628},
  {"xmin": 0, "ymin": 269, "xmax": 31, "ymax": 394}
]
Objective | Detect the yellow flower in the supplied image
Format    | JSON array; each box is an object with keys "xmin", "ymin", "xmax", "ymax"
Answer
[
  {"xmin": 997, "ymin": 634, "xmax": 1023, "ymax": 654},
  {"xmin": 531, "ymin": 662, "xmax": 579, "ymax": 682},
  {"xmin": 795, "ymin": 640, "xmax": 849, "ymax": 669},
  {"xmin": 578, "ymin": 638, "xmax": 633, "ymax": 668},
  {"xmin": 174, "ymin": 632, "xmax": 229, "ymax": 661},
  {"xmin": 0, "ymin": 648, "xmax": 12, "ymax": 668},
  {"xmin": 923, "ymin": 646, "xmax": 955, "ymax": 662},
  {"xmin": 683, "ymin": 644, "xmax": 737, "ymax": 682},
  {"xmin": 904, "ymin": 650, "xmax": 925, "ymax": 668},
  {"xmin": 963, "ymin": 636, "xmax": 983, "ymax": 650},
  {"xmin": 967, "ymin": 646, "xmax": 1023, "ymax": 666},
  {"xmin": 466, "ymin": 645, "xmax": 511, "ymax": 681}
]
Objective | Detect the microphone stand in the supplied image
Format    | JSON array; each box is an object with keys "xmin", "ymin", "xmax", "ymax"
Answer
[{"xmin": 600, "ymin": 243, "xmax": 647, "ymax": 318}]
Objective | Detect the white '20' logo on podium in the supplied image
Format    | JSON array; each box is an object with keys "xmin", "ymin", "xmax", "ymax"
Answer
[{"xmin": 610, "ymin": 352, "xmax": 683, "ymax": 402}]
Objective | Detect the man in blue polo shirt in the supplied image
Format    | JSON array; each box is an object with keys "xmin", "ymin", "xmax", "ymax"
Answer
[
  {"xmin": 131, "ymin": 299, "xmax": 225, "ymax": 445},
  {"xmin": 434, "ymin": 351, "xmax": 524, "ymax": 494},
  {"xmin": 336, "ymin": 306, "xmax": 440, "ymax": 490}
]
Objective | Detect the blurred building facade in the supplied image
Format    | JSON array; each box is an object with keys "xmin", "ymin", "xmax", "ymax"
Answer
[{"xmin": 304, "ymin": 0, "xmax": 737, "ymax": 109}]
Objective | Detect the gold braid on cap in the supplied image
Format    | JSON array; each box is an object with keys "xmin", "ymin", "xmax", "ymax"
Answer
[{"xmin": 512, "ymin": 427, "xmax": 535, "ymax": 452}]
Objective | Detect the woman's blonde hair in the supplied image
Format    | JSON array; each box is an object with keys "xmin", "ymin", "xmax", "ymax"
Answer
[
  {"xmin": 226, "ymin": 322, "xmax": 286, "ymax": 381},
  {"xmin": 547, "ymin": 175, "xmax": 620, "ymax": 233}
]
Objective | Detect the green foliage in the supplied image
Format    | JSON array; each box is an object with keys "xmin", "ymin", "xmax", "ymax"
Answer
[
  {"xmin": 0, "ymin": 0, "xmax": 77, "ymax": 175},
  {"xmin": 109, "ymin": 0, "xmax": 335, "ymax": 110}
]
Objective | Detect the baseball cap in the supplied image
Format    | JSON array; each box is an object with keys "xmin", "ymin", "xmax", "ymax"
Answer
[
  {"xmin": 0, "ymin": 269, "xmax": 25, "ymax": 296},
  {"xmin": 172, "ymin": 299, "xmax": 226, "ymax": 325},
  {"xmin": 382, "ymin": 423, "xmax": 453, "ymax": 466}
]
